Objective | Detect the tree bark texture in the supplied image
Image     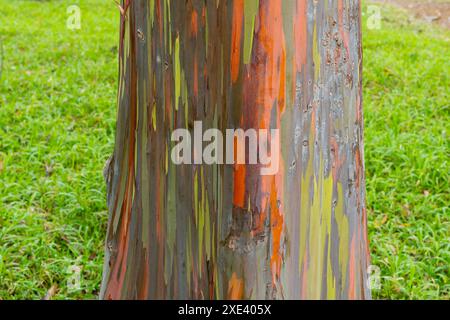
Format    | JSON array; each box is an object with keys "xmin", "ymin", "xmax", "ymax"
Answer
[{"xmin": 100, "ymin": 0, "xmax": 371, "ymax": 300}]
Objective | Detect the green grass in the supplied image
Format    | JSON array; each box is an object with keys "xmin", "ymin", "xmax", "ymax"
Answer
[
  {"xmin": 363, "ymin": 4, "xmax": 449, "ymax": 299},
  {"xmin": 0, "ymin": 0, "xmax": 118, "ymax": 299},
  {"xmin": 0, "ymin": 0, "xmax": 448, "ymax": 300}
]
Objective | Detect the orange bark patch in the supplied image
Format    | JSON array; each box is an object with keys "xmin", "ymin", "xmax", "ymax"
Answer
[
  {"xmin": 269, "ymin": 176, "xmax": 284, "ymax": 284},
  {"xmin": 190, "ymin": 10, "xmax": 198, "ymax": 37},
  {"xmin": 227, "ymin": 272, "xmax": 245, "ymax": 300},
  {"xmin": 233, "ymin": 164, "xmax": 246, "ymax": 208}
]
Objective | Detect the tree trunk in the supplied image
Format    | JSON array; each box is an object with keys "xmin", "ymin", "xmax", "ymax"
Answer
[{"xmin": 100, "ymin": 0, "xmax": 371, "ymax": 300}]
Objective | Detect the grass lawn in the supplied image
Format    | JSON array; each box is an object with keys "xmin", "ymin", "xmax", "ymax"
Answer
[{"xmin": 0, "ymin": 0, "xmax": 448, "ymax": 299}]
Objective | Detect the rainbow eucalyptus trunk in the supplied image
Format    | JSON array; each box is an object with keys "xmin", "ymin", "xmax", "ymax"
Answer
[{"xmin": 100, "ymin": 0, "xmax": 371, "ymax": 300}]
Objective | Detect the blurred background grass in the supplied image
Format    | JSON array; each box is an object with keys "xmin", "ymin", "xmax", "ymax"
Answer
[{"xmin": 0, "ymin": 0, "xmax": 448, "ymax": 299}]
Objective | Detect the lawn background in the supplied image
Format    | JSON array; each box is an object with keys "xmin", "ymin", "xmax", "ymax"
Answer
[{"xmin": 0, "ymin": 0, "xmax": 448, "ymax": 299}]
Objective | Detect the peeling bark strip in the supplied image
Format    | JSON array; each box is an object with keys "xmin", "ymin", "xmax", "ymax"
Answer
[{"xmin": 101, "ymin": 0, "xmax": 371, "ymax": 300}]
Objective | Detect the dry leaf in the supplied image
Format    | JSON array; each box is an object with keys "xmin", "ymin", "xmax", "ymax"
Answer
[
  {"xmin": 401, "ymin": 204, "xmax": 411, "ymax": 217},
  {"xmin": 42, "ymin": 285, "xmax": 57, "ymax": 300}
]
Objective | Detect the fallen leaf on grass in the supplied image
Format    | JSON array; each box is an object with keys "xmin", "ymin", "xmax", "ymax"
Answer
[
  {"xmin": 42, "ymin": 285, "xmax": 57, "ymax": 300},
  {"xmin": 402, "ymin": 204, "xmax": 411, "ymax": 217}
]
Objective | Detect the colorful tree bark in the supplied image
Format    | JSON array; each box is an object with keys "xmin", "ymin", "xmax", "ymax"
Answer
[{"xmin": 100, "ymin": 0, "xmax": 371, "ymax": 300}]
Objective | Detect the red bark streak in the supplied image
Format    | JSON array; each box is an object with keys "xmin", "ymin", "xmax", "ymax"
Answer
[
  {"xmin": 201, "ymin": 6, "xmax": 207, "ymax": 27},
  {"xmin": 231, "ymin": 0, "xmax": 244, "ymax": 83},
  {"xmin": 338, "ymin": 0, "xmax": 350, "ymax": 65},
  {"xmin": 348, "ymin": 234, "xmax": 356, "ymax": 299},
  {"xmin": 190, "ymin": 10, "xmax": 199, "ymax": 37},
  {"xmin": 156, "ymin": 0, "xmax": 163, "ymax": 43},
  {"xmin": 138, "ymin": 252, "xmax": 150, "ymax": 299},
  {"xmin": 233, "ymin": 132, "xmax": 246, "ymax": 208},
  {"xmin": 105, "ymin": 178, "xmax": 133, "ymax": 299},
  {"xmin": 194, "ymin": 57, "xmax": 199, "ymax": 98},
  {"xmin": 330, "ymin": 136, "xmax": 346, "ymax": 182},
  {"xmin": 294, "ymin": 0, "xmax": 307, "ymax": 72}
]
